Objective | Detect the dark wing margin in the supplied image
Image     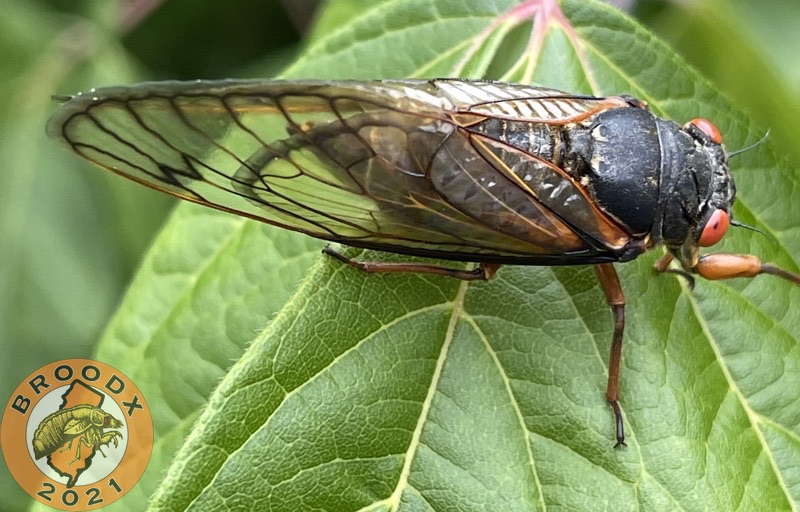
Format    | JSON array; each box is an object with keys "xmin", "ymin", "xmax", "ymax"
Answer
[{"xmin": 47, "ymin": 79, "xmax": 634, "ymax": 264}]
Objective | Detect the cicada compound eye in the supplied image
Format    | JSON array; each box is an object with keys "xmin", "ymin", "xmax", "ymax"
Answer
[
  {"xmin": 690, "ymin": 118, "xmax": 723, "ymax": 144},
  {"xmin": 698, "ymin": 208, "xmax": 729, "ymax": 247}
]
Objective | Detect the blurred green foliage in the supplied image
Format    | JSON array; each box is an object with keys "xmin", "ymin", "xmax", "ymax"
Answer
[
  {"xmin": 635, "ymin": 0, "xmax": 800, "ymax": 165},
  {"xmin": 1, "ymin": 0, "xmax": 798, "ymax": 510}
]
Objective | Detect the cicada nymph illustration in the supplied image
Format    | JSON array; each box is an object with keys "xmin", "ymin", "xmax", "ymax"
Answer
[
  {"xmin": 47, "ymin": 79, "xmax": 800, "ymax": 445},
  {"xmin": 32, "ymin": 404, "xmax": 123, "ymax": 463}
]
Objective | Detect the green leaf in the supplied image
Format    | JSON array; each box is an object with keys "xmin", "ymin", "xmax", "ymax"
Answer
[{"xmin": 28, "ymin": 0, "xmax": 800, "ymax": 511}]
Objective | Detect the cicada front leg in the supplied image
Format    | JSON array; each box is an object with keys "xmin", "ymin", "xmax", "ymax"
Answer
[
  {"xmin": 655, "ymin": 253, "xmax": 800, "ymax": 284},
  {"xmin": 694, "ymin": 253, "xmax": 800, "ymax": 284}
]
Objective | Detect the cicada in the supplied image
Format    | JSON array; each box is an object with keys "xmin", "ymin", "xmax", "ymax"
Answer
[
  {"xmin": 32, "ymin": 404, "xmax": 123, "ymax": 463},
  {"xmin": 47, "ymin": 79, "xmax": 800, "ymax": 446}
]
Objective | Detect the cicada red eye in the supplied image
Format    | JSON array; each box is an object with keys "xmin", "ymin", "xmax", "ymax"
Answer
[
  {"xmin": 698, "ymin": 208, "xmax": 729, "ymax": 247},
  {"xmin": 690, "ymin": 118, "xmax": 722, "ymax": 144}
]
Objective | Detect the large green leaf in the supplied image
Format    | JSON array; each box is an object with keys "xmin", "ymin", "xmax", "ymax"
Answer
[{"xmin": 32, "ymin": 0, "xmax": 800, "ymax": 511}]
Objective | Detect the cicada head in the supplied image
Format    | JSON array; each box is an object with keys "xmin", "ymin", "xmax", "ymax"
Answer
[{"xmin": 656, "ymin": 117, "xmax": 736, "ymax": 270}]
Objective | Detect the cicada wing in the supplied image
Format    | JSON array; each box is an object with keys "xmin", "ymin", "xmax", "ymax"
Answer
[
  {"xmin": 433, "ymin": 80, "xmax": 633, "ymax": 122},
  {"xmin": 426, "ymin": 130, "xmax": 590, "ymax": 253},
  {"xmin": 461, "ymin": 133, "xmax": 633, "ymax": 251},
  {"xmin": 48, "ymin": 79, "xmax": 630, "ymax": 262}
]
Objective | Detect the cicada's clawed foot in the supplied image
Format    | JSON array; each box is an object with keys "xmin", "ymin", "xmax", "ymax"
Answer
[{"xmin": 99, "ymin": 431, "xmax": 123, "ymax": 451}]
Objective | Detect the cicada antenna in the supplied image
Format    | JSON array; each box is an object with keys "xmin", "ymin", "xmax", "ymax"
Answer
[
  {"xmin": 730, "ymin": 219, "xmax": 766, "ymax": 237},
  {"xmin": 729, "ymin": 219, "xmax": 783, "ymax": 247},
  {"xmin": 726, "ymin": 129, "xmax": 770, "ymax": 158},
  {"xmin": 727, "ymin": 127, "xmax": 774, "ymax": 242}
]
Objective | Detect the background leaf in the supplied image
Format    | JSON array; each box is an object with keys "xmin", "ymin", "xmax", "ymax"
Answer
[{"xmin": 2, "ymin": 1, "xmax": 799, "ymax": 511}]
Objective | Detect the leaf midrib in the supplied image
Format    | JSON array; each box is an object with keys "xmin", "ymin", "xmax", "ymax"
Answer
[{"xmin": 388, "ymin": 276, "xmax": 470, "ymax": 510}]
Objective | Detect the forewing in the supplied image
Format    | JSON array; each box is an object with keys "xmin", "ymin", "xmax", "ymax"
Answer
[
  {"xmin": 432, "ymin": 80, "xmax": 634, "ymax": 121},
  {"xmin": 48, "ymin": 79, "xmax": 629, "ymax": 263}
]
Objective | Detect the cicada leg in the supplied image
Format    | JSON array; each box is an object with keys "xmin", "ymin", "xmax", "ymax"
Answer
[
  {"xmin": 594, "ymin": 263, "xmax": 627, "ymax": 448},
  {"xmin": 653, "ymin": 254, "xmax": 696, "ymax": 288},
  {"xmin": 58, "ymin": 438, "xmax": 75, "ymax": 454},
  {"xmin": 694, "ymin": 253, "xmax": 800, "ymax": 284},
  {"xmin": 655, "ymin": 253, "xmax": 800, "ymax": 285},
  {"xmin": 69, "ymin": 436, "xmax": 92, "ymax": 465},
  {"xmin": 322, "ymin": 246, "xmax": 501, "ymax": 281}
]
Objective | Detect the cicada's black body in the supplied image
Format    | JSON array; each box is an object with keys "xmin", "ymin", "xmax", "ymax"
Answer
[
  {"xmin": 46, "ymin": 80, "xmax": 734, "ymax": 272},
  {"xmin": 465, "ymin": 97, "xmax": 734, "ymax": 264}
]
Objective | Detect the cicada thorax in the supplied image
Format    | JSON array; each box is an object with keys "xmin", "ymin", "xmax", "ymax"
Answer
[{"xmin": 563, "ymin": 107, "xmax": 662, "ymax": 236}]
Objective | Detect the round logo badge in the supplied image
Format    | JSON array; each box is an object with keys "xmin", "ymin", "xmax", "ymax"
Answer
[{"xmin": 1, "ymin": 359, "xmax": 153, "ymax": 510}]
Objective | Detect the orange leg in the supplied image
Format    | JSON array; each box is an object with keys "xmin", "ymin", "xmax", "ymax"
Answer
[
  {"xmin": 694, "ymin": 253, "xmax": 800, "ymax": 284},
  {"xmin": 594, "ymin": 263, "xmax": 627, "ymax": 447},
  {"xmin": 656, "ymin": 252, "xmax": 800, "ymax": 285}
]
